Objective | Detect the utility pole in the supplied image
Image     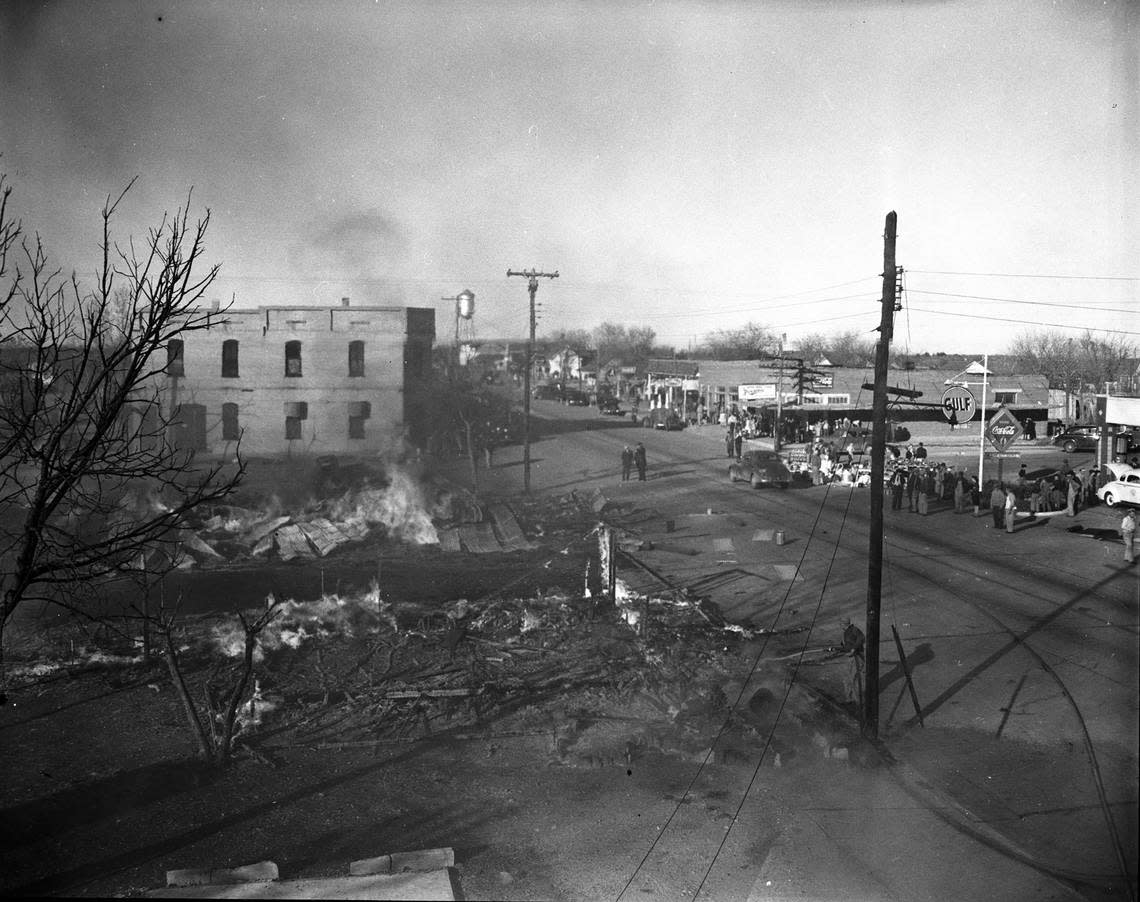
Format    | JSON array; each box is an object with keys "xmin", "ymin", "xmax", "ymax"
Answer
[
  {"xmin": 774, "ymin": 333, "xmax": 786, "ymax": 452},
  {"xmin": 865, "ymin": 211, "xmax": 899, "ymax": 740},
  {"xmin": 507, "ymin": 268, "xmax": 559, "ymax": 493}
]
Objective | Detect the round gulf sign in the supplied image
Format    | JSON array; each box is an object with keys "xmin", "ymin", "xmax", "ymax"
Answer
[{"xmin": 941, "ymin": 385, "xmax": 976, "ymax": 422}]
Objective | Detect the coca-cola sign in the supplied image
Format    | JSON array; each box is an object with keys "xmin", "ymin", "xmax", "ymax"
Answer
[{"xmin": 985, "ymin": 406, "xmax": 1021, "ymax": 453}]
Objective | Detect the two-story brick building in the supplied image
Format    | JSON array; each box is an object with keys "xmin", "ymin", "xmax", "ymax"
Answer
[{"xmin": 164, "ymin": 300, "xmax": 435, "ymax": 458}]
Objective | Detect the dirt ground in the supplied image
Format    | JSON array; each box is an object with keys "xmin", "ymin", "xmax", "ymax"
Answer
[
  {"xmin": 2, "ymin": 450, "xmax": 1133, "ymax": 900},
  {"xmin": 1, "ymin": 470, "xmax": 867, "ymax": 900}
]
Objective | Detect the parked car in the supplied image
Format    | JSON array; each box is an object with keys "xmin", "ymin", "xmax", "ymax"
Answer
[
  {"xmin": 564, "ymin": 389, "xmax": 591, "ymax": 406},
  {"xmin": 644, "ymin": 408, "xmax": 685, "ymax": 430},
  {"xmin": 1097, "ymin": 471, "xmax": 1140, "ymax": 507},
  {"xmin": 729, "ymin": 449, "xmax": 792, "ymax": 489},
  {"xmin": 1052, "ymin": 426, "xmax": 1100, "ymax": 454},
  {"xmin": 598, "ymin": 397, "xmax": 623, "ymax": 416},
  {"xmin": 533, "ymin": 383, "xmax": 562, "ymax": 401}
]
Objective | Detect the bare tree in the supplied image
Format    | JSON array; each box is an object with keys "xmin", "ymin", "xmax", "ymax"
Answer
[
  {"xmin": 697, "ymin": 321, "xmax": 777, "ymax": 360},
  {"xmin": 157, "ymin": 593, "xmax": 282, "ymax": 766},
  {"xmin": 0, "ymin": 175, "xmax": 244, "ymax": 690}
]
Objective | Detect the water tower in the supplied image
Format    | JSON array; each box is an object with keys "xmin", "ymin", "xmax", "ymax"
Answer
[{"xmin": 446, "ymin": 289, "xmax": 476, "ymax": 366}]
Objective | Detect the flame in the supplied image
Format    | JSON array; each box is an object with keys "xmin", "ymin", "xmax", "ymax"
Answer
[
  {"xmin": 328, "ymin": 467, "xmax": 439, "ymax": 545},
  {"xmin": 208, "ymin": 590, "xmax": 395, "ymax": 659}
]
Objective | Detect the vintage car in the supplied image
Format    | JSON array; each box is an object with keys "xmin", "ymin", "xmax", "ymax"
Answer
[
  {"xmin": 644, "ymin": 408, "xmax": 685, "ymax": 430},
  {"xmin": 598, "ymin": 397, "xmax": 624, "ymax": 416},
  {"xmin": 729, "ymin": 449, "xmax": 792, "ymax": 489},
  {"xmin": 564, "ymin": 389, "xmax": 591, "ymax": 406},
  {"xmin": 1051, "ymin": 425, "xmax": 1100, "ymax": 453},
  {"xmin": 532, "ymin": 383, "xmax": 562, "ymax": 401},
  {"xmin": 1097, "ymin": 470, "xmax": 1140, "ymax": 507}
]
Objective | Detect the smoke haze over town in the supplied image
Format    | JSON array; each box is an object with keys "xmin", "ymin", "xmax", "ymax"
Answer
[{"xmin": 1, "ymin": 0, "xmax": 1136, "ymax": 354}]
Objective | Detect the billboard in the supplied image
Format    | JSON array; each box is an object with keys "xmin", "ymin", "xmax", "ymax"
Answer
[{"xmin": 738, "ymin": 383, "xmax": 777, "ymax": 403}]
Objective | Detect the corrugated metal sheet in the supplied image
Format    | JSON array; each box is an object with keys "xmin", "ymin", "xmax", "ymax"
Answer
[
  {"xmin": 297, "ymin": 519, "xmax": 351, "ymax": 557},
  {"xmin": 437, "ymin": 528, "xmax": 461, "ymax": 552},
  {"xmin": 458, "ymin": 522, "xmax": 502, "ymax": 554},
  {"xmin": 274, "ymin": 524, "xmax": 314, "ymax": 560}
]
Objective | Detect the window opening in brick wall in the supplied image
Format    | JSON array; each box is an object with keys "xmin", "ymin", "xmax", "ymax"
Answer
[
  {"xmin": 222, "ymin": 402, "xmax": 240, "ymax": 441},
  {"xmin": 170, "ymin": 403, "xmax": 206, "ymax": 450},
  {"xmin": 993, "ymin": 390, "xmax": 1019, "ymax": 404},
  {"xmin": 284, "ymin": 400, "xmax": 308, "ymax": 440},
  {"xmin": 348, "ymin": 400, "xmax": 371, "ymax": 439},
  {"xmin": 348, "ymin": 340, "xmax": 365, "ymax": 377},
  {"xmin": 222, "ymin": 339, "xmax": 239, "ymax": 378},
  {"xmin": 166, "ymin": 339, "xmax": 184, "ymax": 376},
  {"xmin": 285, "ymin": 340, "xmax": 302, "ymax": 377}
]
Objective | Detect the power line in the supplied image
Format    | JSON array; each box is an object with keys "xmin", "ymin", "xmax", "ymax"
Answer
[
  {"xmin": 642, "ymin": 291, "xmax": 879, "ymax": 321},
  {"xmin": 907, "ymin": 306, "xmax": 1140, "ymax": 337},
  {"xmin": 906, "ymin": 288, "xmax": 1136, "ymax": 314},
  {"xmin": 908, "ymin": 269, "xmax": 1139, "ymax": 282}
]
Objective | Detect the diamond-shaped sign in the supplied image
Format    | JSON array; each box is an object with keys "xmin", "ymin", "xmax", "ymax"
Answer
[{"xmin": 985, "ymin": 405, "xmax": 1021, "ymax": 453}]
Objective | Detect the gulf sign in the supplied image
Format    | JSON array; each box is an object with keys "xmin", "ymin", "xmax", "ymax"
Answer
[
  {"xmin": 940, "ymin": 385, "xmax": 976, "ymax": 422},
  {"xmin": 985, "ymin": 406, "xmax": 1021, "ymax": 453}
]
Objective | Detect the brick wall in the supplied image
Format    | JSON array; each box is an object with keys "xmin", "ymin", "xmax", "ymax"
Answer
[{"xmin": 164, "ymin": 304, "xmax": 434, "ymax": 458}]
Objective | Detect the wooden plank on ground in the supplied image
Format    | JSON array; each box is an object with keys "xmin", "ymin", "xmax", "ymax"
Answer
[
  {"xmin": 350, "ymin": 847, "xmax": 455, "ymax": 876},
  {"xmin": 147, "ymin": 871, "xmax": 458, "ymax": 899},
  {"xmin": 167, "ymin": 861, "xmax": 279, "ymax": 887},
  {"xmin": 487, "ymin": 504, "xmax": 534, "ymax": 550}
]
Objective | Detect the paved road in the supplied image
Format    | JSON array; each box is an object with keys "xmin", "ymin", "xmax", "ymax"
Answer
[{"xmin": 467, "ymin": 400, "xmax": 1139, "ymax": 900}]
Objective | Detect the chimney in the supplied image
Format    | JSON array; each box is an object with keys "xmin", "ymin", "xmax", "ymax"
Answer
[{"xmin": 341, "ymin": 297, "xmax": 350, "ymax": 307}]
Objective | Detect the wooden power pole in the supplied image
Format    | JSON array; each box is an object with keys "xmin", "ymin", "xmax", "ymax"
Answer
[
  {"xmin": 507, "ymin": 269, "xmax": 558, "ymax": 493},
  {"xmin": 864, "ymin": 211, "xmax": 899, "ymax": 739}
]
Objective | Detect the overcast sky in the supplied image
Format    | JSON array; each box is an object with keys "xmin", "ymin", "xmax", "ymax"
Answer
[{"xmin": 1, "ymin": 0, "xmax": 1136, "ymax": 355}]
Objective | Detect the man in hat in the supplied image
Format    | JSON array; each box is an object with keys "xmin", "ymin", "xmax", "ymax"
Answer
[
  {"xmin": 838, "ymin": 617, "xmax": 865, "ymax": 710},
  {"xmin": 621, "ymin": 445, "xmax": 633, "ymax": 482}
]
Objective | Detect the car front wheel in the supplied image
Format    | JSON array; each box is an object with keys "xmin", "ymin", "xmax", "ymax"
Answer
[
  {"xmin": 750, "ymin": 473, "xmax": 761, "ymax": 489},
  {"xmin": 1103, "ymin": 492, "xmax": 1116, "ymax": 507},
  {"xmin": 1063, "ymin": 440, "xmax": 1077, "ymax": 453}
]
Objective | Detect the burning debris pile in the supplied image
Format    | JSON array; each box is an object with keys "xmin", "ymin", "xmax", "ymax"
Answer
[
  {"xmin": 169, "ymin": 571, "xmax": 814, "ymax": 769},
  {"xmin": 172, "ymin": 466, "xmax": 538, "ymax": 567}
]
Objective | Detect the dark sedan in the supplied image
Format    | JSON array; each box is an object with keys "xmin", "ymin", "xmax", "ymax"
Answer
[
  {"xmin": 729, "ymin": 449, "xmax": 792, "ymax": 489},
  {"xmin": 1051, "ymin": 426, "xmax": 1099, "ymax": 454}
]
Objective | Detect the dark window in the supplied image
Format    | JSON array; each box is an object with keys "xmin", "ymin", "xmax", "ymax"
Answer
[
  {"xmin": 348, "ymin": 340, "xmax": 365, "ymax": 377},
  {"xmin": 348, "ymin": 400, "xmax": 371, "ymax": 439},
  {"xmin": 285, "ymin": 340, "xmax": 302, "ymax": 377},
  {"xmin": 170, "ymin": 403, "xmax": 206, "ymax": 451},
  {"xmin": 222, "ymin": 402, "xmax": 240, "ymax": 440},
  {"xmin": 222, "ymin": 340, "xmax": 239, "ymax": 378},
  {"xmin": 994, "ymin": 391, "xmax": 1017, "ymax": 404},
  {"xmin": 167, "ymin": 339, "xmax": 184, "ymax": 376},
  {"xmin": 284, "ymin": 401, "xmax": 307, "ymax": 440}
]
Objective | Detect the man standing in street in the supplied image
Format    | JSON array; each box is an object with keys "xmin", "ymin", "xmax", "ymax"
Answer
[
  {"xmin": 1122, "ymin": 509, "xmax": 1136, "ymax": 564},
  {"xmin": 837, "ymin": 617, "xmax": 865, "ymax": 711},
  {"xmin": 1004, "ymin": 484, "xmax": 1018, "ymax": 533},
  {"xmin": 634, "ymin": 442, "xmax": 647, "ymax": 482},
  {"xmin": 990, "ymin": 482, "xmax": 1006, "ymax": 529},
  {"xmin": 914, "ymin": 441, "xmax": 928, "ymax": 463},
  {"xmin": 890, "ymin": 467, "xmax": 906, "ymax": 510},
  {"xmin": 621, "ymin": 445, "xmax": 633, "ymax": 482}
]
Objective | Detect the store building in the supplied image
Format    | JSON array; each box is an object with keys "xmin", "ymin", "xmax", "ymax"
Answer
[
  {"xmin": 696, "ymin": 360, "xmax": 1049, "ymax": 427},
  {"xmin": 162, "ymin": 301, "xmax": 435, "ymax": 458}
]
